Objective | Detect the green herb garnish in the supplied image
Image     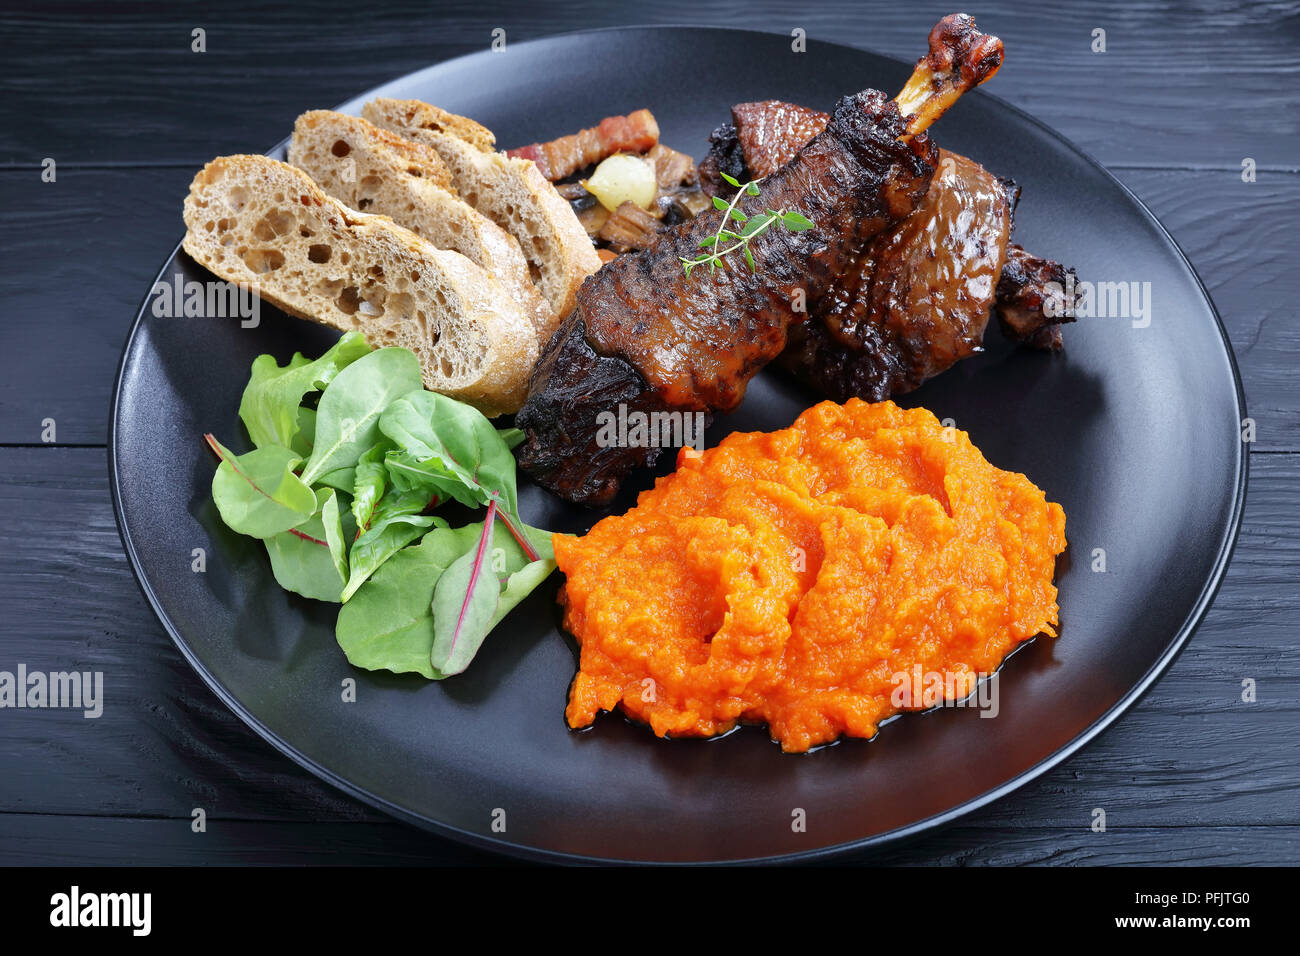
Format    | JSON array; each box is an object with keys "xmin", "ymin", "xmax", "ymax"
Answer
[{"xmin": 680, "ymin": 172, "xmax": 815, "ymax": 277}]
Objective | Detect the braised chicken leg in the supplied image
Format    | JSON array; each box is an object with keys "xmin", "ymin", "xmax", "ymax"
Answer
[
  {"xmin": 517, "ymin": 90, "xmax": 938, "ymax": 505},
  {"xmin": 517, "ymin": 13, "xmax": 1040, "ymax": 505},
  {"xmin": 699, "ymin": 16, "xmax": 1076, "ymax": 401}
]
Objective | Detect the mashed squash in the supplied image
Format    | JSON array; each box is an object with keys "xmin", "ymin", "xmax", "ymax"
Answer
[{"xmin": 555, "ymin": 399, "xmax": 1067, "ymax": 753}]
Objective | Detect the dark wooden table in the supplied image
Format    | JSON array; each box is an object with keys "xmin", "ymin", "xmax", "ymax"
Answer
[{"xmin": 1, "ymin": 0, "xmax": 1296, "ymax": 865}]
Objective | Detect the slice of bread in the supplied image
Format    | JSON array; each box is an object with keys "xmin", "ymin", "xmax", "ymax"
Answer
[
  {"xmin": 362, "ymin": 98, "xmax": 602, "ymax": 320},
  {"xmin": 286, "ymin": 110, "xmax": 457, "ymax": 193},
  {"xmin": 181, "ymin": 155, "xmax": 537, "ymax": 417},
  {"xmin": 288, "ymin": 110, "xmax": 556, "ymax": 342},
  {"xmin": 359, "ymin": 97, "xmax": 497, "ymax": 153}
]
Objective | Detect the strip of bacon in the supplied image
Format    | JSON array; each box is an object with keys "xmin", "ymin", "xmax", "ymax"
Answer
[{"xmin": 507, "ymin": 109, "xmax": 660, "ymax": 181}]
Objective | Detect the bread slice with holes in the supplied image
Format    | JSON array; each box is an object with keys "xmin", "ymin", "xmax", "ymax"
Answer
[
  {"xmin": 358, "ymin": 98, "xmax": 498, "ymax": 153},
  {"xmin": 362, "ymin": 98, "xmax": 602, "ymax": 320},
  {"xmin": 287, "ymin": 110, "xmax": 458, "ymax": 193},
  {"xmin": 181, "ymin": 155, "xmax": 538, "ymax": 417},
  {"xmin": 287, "ymin": 110, "xmax": 556, "ymax": 342}
]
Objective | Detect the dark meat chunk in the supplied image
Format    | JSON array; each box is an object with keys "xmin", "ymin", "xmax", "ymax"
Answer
[
  {"xmin": 517, "ymin": 89, "xmax": 938, "ymax": 505},
  {"xmin": 697, "ymin": 122, "xmax": 746, "ymax": 197},
  {"xmin": 730, "ymin": 100, "xmax": 830, "ymax": 178},
  {"xmin": 700, "ymin": 101, "xmax": 829, "ymax": 196},
  {"xmin": 579, "ymin": 92, "xmax": 934, "ymax": 411},
  {"xmin": 597, "ymin": 200, "xmax": 664, "ymax": 253},
  {"xmin": 646, "ymin": 143, "xmax": 697, "ymax": 191},
  {"xmin": 699, "ymin": 102, "xmax": 832, "ymax": 195},
  {"xmin": 996, "ymin": 243, "xmax": 1079, "ymax": 350},
  {"xmin": 777, "ymin": 149, "xmax": 1015, "ymax": 400}
]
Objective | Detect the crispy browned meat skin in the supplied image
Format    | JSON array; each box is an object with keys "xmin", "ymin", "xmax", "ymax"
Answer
[
  {"xmin": 517, "ymin": 316, "xmax": 678, "ymax": 506},
  {"xmin": 585, "ymin": 96, "xmax": 937, "ymax": 411},
  {"xmin": 517, "ymin": 90, "xmax": 937, "ymax": 506},
  {"xmin": 778, "ymin": 150, "xmax": 1015, "ymax": 400},
  {"xmin": 597, "ymin": 200, "xmax": 663, "ymax": 253}
]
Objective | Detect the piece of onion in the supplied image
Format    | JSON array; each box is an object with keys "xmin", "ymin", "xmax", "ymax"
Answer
[{"xmin": 582, "ymin": 154, "xmax": 656, "ymax": 212}]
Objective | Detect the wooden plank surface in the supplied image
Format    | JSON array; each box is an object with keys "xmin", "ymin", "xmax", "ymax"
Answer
[
  {"xmin": 0, "ymin": 0, "xmax": 1295, "ymax": 866},
  {"xmin": 2, "ymin": 1, "xmax": 1296, "ymax": 169}
]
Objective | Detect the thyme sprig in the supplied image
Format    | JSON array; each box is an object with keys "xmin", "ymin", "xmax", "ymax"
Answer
[{"xmin": 680, "ymin": 172, "xmax": 815, "ymax": 277}]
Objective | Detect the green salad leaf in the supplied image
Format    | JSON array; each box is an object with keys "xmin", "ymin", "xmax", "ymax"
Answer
[
  {"xmin": 350, "ymin": 441, "xmax": 391, "ymax": 533},
  {"xmin": 313, "ymin": 466, "xmax": 356, "ymax": 493},
  {"xmin": 321, "ymin": 488, "xmax": 350, "ymax": 586},
  {"xmin": 335, "ymin": 524, "xmax": 483, "ymax": 678},
  {"xmin": 496, "ymin": 426, "xmax": 526, "ymax": 450},
  {"xmin": 377, "ymin": 388, "xmax": 540, "ymax": 560},
  {"xmin": 337, "ymin": 518, "xmax": 556, "ymax": 678},
  {"xmin": 207, "ymin": 436, "xmax": 316, "ymax": 538},
  {"xmin": 378, "ymin": 390, "xmax": 520, "ymax": 514},
  {"xmin": 263, "ymin": 488, "xmax": 351, "ymax": 601},
  {"xmin": 289, "ymin": 406, "xmax": 317, "ymax": 459},
  {"xmin": 299, "ymin": 347, "xmax": 423, "ymax": 485},
  {"xmin": 431, "ymin": 503, "xmax": 505, "ymax": 677},
  {"xmin": 238, "ymin": 331, "xmax": 371, "ymax": 451},
  {"xmin": 341, "ymin": 490, "xmax": 444, "ymax": 603}
]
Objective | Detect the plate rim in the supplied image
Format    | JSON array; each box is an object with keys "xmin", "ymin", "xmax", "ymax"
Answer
[{"xmin": 107, "ymin": 23, "xmax": 1249, "ymax": 865}]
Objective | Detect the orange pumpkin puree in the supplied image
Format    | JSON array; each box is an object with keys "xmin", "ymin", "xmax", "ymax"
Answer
[{"xmin": 554, "ymin": 399, "xmax": 1067, "ymax": 753}]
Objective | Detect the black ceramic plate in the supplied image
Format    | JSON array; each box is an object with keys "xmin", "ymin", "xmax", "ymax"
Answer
[{"xmin": 110, "ymin": 27, "xmax": 1246, "ymax": 864}]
